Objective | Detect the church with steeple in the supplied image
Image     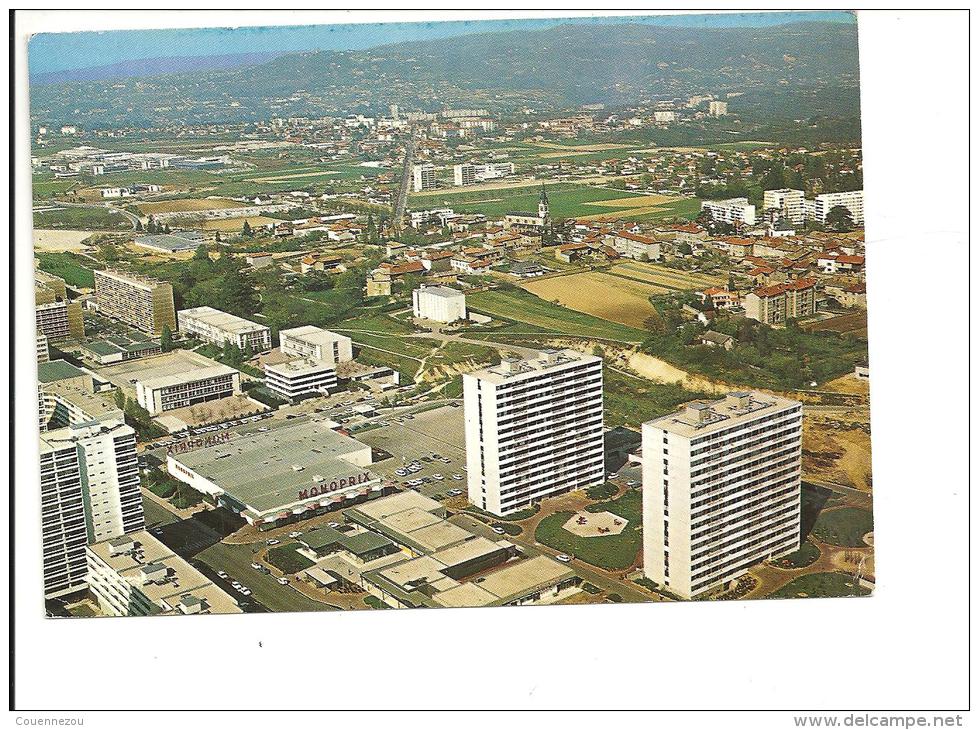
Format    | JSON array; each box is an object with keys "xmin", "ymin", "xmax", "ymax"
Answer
[{"xmin": 504, "ymin": 184, "xmax": 551, "ymax": 232}]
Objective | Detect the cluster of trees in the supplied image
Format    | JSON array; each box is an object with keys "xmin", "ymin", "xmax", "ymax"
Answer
[
  {"xmin": 641, "ymin": 298, "xmax": 865, "ymax": 389},
  {"xmin": 137, "ymin": 216, "xmax": 171, "ymax": 235},
  {"xmin": 113, "ymin": 389, "xmax": 167, "ymax": 440},
  {"xmin": 143, "ymin": 246, "xmax": 261, "ymax": 318}
]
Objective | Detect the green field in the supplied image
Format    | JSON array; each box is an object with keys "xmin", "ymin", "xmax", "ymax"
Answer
[
  {"xmin": 410, "ymin": 183, "xmax": 650, "ymax": 219},
  {"xmin": 766, "ymin": 572, "xmax": 871, "ymax": 599},
  {"xmin": 467, "ymin": 287, "xmax": 647, "ymax": 343},
  {"xmin": 35, "ymin": 252, "xmax": 98, "ymax": 288},
  {"xmin": 604, "ymin": 370, "xmax": 713, "ymax": 429},
  {"xmin": 33, "ymin": 206, "xmax": 132, "ymax": 231},
  {"xmin": 334, "ymin": 314, "xmax": 431, "ymax": 382},
  {"xmin": 812, "ymin": 507, "xmax": 874, "ymax": 548}
]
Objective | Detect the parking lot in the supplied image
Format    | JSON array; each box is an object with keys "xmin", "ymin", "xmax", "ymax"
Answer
[{"xmin": 355, "ymin": 404, "xmax": 469, "ymax": 500}]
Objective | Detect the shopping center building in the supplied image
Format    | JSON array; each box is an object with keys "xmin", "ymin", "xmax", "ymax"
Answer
[{"xmin": 166, "ymin": 419, "xmax": 390, "ymax": 529}]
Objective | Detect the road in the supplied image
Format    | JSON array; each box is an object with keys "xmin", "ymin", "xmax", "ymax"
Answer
[{"xmin": 194, "ymin": 540, "xmax": 338, "ymax": 613}]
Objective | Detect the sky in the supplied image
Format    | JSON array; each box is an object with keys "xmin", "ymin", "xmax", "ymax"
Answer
[{"xmin": 29, "ymin": 11, "xmax": 855, "ymax": 76}]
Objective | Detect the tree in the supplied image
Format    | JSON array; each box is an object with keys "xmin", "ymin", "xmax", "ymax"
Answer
[
  {"xmin": 163, "ymin": 223, "xmax": 171, "ymax": 234},
  {"xmin": 242, "ymin": 220, "xmax": 253, "ymax": 238},
  {"xmin": 101, "ymin": 242, "xmax": 120, "ymax": 263},
  {"xmin": 160, "ymin": 325, "xmax": 174, "ymax": 352},
  {"xmin": 825, "ymin": 205, "xmax": 855, "ymax": 232},
  {"xmin": 193, "ymin": 244, "xmax": 210, "ymax": 262},
  {"xmin": 221, "ymin": 340, "xmax": 243, "ymax": 367},
  {"xmin": 214, "ymin": 231, "xmax": 221, "ymax": 244},
  {"xmin": 135, "ymin": 219, "xmax": 143, "ymax": 232},
  {"xmin": 113, "ymin": 388, "xmax": 126, "ymax": 410}
]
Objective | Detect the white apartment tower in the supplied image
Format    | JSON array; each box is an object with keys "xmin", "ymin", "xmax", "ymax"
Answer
[
  {"xmin": 813, "ymin": 190, "xmax": 864, "ymax": 225},
  {"xmin": 642, "ymin": 392, "xmax": 802, "ymax": 599},
  {"xmin": 708, "ymin": 100, "xmax": 728, "ymax": 117},
  {"xmin": 701, "ymin": 198, "xmax": 756, "ymax": 226},
  {"xmin": 412, "ymin": 163, "xmax": 438, "ymax": 192},
  {"xmin": 463, "ymin": 349, "xmax": 604, "ymax": 516},
  {"xmin": 763, "ymin": 188, "xmax": 807, "ymax": 226},
  {"xmin": 39, "ymin": 419, "xmax": 145, "ymax": 598}
]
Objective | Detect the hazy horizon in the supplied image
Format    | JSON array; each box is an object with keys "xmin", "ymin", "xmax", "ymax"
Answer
[{"xmin": 29, "ymin": 11, "xmax": 855, "ymax": 78}]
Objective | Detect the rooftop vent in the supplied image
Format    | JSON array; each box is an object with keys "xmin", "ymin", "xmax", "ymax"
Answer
[{"xmin": 685, "ymin": 402, "xmax": 712, "ymax": 424}]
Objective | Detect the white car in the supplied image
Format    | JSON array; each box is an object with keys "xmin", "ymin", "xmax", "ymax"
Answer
[
  {"xmin": 266, "ymin": 539, "xmax": 280, "ymax": 546},
  {"xmin": 277, "ymin": 577, "xmax": 289, "ymax": 586},
  {"xmin": 250, "ymin": 562, "xmax": 262, "ymax": 570},
  {"xmin": 492, "ymin": 526, "xmax": 506, "ymax": 535},
  {"xmin": 327, "ymin": 522, "xmax": 341, "ymax": 529},
  {"xmin": 240, "ymin": 588, "xmax": 252, "ymax": 596},
  {"xmin": 395, "ymin": 469, "xmax": 408, "ymax": 477},
  {"xmin": 216, "ymin": 571, "xmax": 229, "ymax": 580},
  {"xmin": 451, "ymin": 473, "xmax": 463, "ymax": 481},
  {"xmin": 231, "ymin": 581, "xmax": 242, "ymax": 589},
  {"xmin": 556, "ymin": 554, "xmax": 573, "ymax": 563},
  {"xmin": 626, "ymin": 480, "xmax": 638, "ymax": 488},
  {"xmin": 432, "ymin": 474, "xmax": 444, "ymax": 481},
  {"xmin": 288, "ymin": 531, "xmax": 302, "ymax": 539}
]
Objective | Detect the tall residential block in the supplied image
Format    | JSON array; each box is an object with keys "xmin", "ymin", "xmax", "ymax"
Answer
[
  {"xmin": 813, "ymin": 190, "xmax": 864, "ymax": 225},
  {"xmin": 463, "ymin": 349, "xmax": 604, "ymax": 516},
  {"xmin": 94, "ymin": 269, "xmax": 177, "ymax": 336},
  {"xmin": 39, "ymin": 420, "xmax": 145, "ymax": 598},
  {"xmin": 763, "ymin": 188, "xmax": 807, "ymax": 226},
  {"xmin": 642, "ymin": 392, "xmax": 803, "ymax": 599},
  {"xmin": 412, "ymin": 163, "xmax": 438, "ymax": 192}
]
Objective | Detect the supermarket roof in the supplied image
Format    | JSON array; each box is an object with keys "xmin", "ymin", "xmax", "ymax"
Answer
[{"xmin": 170, "ymin": 419, "xmax": 378, "ymax": 517}]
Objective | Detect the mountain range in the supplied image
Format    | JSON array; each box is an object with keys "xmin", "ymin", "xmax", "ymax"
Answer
[{"xmin": 29, "ymin": 21, "xmax": 861, "ymax": 128}]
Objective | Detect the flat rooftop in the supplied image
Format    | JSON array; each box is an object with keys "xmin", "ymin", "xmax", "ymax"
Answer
[
  {"xmin": 37, "ymin": 359, "xmax": 87, "ymax": 383},
  {"xmin": 279, "ymin": 325, "xmax": 349, "ymax": 346},
  {"xmin": 416, "ymin": 285, "xmax": 464, "ymax": 300},
  {"xmin": 102, "ymin": 349, "xmax": 237, "ymax": 391},
  {"xmin": 178, "ymin": 306, "xmax": 269, "ymax": 335},
  {"xmin": 171, "ymin": 419, "xmax": 376, "ymax": 516},
  {"xmin": 266, "ymin": 357, "xmax": 336, "ymax": 376},
  {"xmin": 88, "ymin": 530, "xmax": 241, "ymax": 615},
  {"xmin": 40, "ymin": 419, "xmax": 131, "ymax": 455},
  {"xmin": 648, "ymin": 391, "xmax": 801, "ymax": 438},
  {"xmin": 465, "ymin": 348, "xmax": 599, "ymax": 385}
]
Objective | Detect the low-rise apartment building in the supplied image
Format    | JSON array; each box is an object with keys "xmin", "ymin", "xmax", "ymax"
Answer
[
  {"xmin": 177, "ymin": 306, "xmax": 272, "ymax": 353},
  {"xmin": 744, "ymin": 278, "xmax": 817, "ymax": 325}
]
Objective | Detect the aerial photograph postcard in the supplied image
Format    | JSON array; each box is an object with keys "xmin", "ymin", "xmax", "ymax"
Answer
[{"xmin": 28, "ymin": 11, "xmax": 873, "ymax": 618}]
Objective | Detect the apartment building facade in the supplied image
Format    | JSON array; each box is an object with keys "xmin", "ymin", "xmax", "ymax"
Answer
[
  {"xmin": 463, "ymin": 350, "xmax": 605, "ymax": 516},
  {"xmin": 763, "ymin": 188, "xmax": 807, "ymax": 226},
  {"xmin": 412, "ymin": 163, "xmax": 438, "ymax": 192},
  {"xmin": 39, "ymin": 420, "xmax": 145, "ymax": 598},
  {"xmin": 94, "ymin": 269, "xmax": 177, "ymax": 336},
  {"xmin": 453, "ymin": 162, "xmax": 515, "ymax": 186},
  {"xmin": 177, "ymin": 306, "xmax": 272, "ymax": 353},
  {"xmin": 744, "ymin": 278, "xmax": 817, "ymax": 325},
  {"xmin": 701, "ymin": 198, "xmax": 756, "ymax": 226},
  {"xmin": 264, "ymin": 358, "xmax": 338, "ymax": 400},
  {"xmin": 813, "ymin": 190, "xmax": 864, "ymax": 225},
  {"xmin": 642, "ymin": 392, "xmax": 803, "ymax": 599}
]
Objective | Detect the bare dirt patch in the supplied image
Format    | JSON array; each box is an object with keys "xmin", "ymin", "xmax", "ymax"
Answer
[
  {"xmin": 32, "ymin": 229, "xmax": 94, "ymax": 253},
  {"xmin": 521, "ymin": 271, "xmax": 664, "ymax": 328}
]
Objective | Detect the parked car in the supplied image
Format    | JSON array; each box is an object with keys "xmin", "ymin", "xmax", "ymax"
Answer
[
  {"xmin": 626, "ymin": 480, "xmax": 638, "ymax": 488},
  {"xmin": 250, "ymin": 562, "xmax": 262, "ymax": 570},
  {"xmin": 433, "ymin": 474, "xmax": 445, "ymax": 481},
  {"xmin": 556, "ymin": 554, "xmax": 573, "ymax": 563},
  {"xmin": 231, "ymin": 581, "xmax": 242, "ymax": 590},
  {"xmin": 240, "ymin": 588, "xmax": 252, "ymax": 596},
  {"xmin": 216, "ymin": 571, "xmax": 229, "ymax": 580},
  {"xmin": 327, "ymin": 522, "xmax": 341, "ymax": 529},
  {"xmin": 492, "ymin": 526, "xmax": 506, "ymax": 535},
  {"xmin": 447, "ymin": 488, "xmax": 463, "ymax": 497},
  {"xmin": 277, "ymin": 577, "xmax": 289, "ymax": 586},
  {"xmin": 431, "ymin": 453, "xmax": 443, "ymax": 460},
  {"xmin": 266, "ymin": 539, "xmax": 280, "ymax": 546},
  {"xmin": 288, "ymin": 531, "xmax": 303, "ymax": 539},
  {"xmin": 451, "ymin": 473, "xmax": 464, "ymax": 481}
]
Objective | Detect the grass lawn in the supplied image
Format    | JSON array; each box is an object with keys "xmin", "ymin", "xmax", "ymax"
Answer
[
  {"xmin": 467, "ymin": 288, "xmax": 647, "ymax": 343},
  {"xmin": 812, "ymin": 507, "xmax": 874, "ymax": 547},
  {"xmin": 604, "ymin": 370, "xmax": 713, "ymax": 429},
  {"xmin": 411, "ymin": 182, "xmax": 649, "ymax": 219},
  {"xmin": 771, "ymin": 539, "xmax": 822, "ymax": 569},
  {"xmin": 35, "ymin": 252, "xmax": 98, "ymax": 288},
  {"xmin": 766, "ymin": 572, "xmax": 871, "ymax": 599},
  {"xmin": 33, "ymin": 206, "xmax": 133, "ymax": 231},
  {"xmin": 536, "ymin": 489, "xmax": 642, "ymax": 571},
  {"xmin": 364, "ymin": 595, "xmax": 391, "ymax": 610},
  {"xmin": 491, "ymin": 523, "xmax": 523, "ymax": 537},
  {"xmin": 265, "ymin": 543, "xmax": 316, "ymax": 574}
]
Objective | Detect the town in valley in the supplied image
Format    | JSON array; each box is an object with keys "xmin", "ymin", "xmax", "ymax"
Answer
[{"xmin": 30, "ymin": 15, "xmax": 872, "ymax": 617}]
